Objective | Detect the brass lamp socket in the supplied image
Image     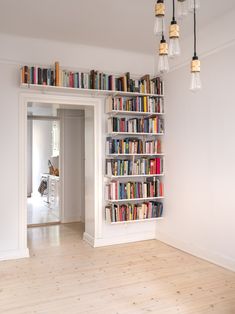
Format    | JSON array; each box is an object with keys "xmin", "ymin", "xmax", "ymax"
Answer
[
  {"xmin": 191, "ymin": 57, "xmax": 201, "ymax": 73},
  {"xmin": 155, "ymin": 0, "xmax": 165, "ymax": 17},
  {"xmin": 169, "ymin": 21, "xmax": 180, "ymax": 38},
  {"xmin": 159, "ymin": 42, "xmax": 168, "ymax": 55}
]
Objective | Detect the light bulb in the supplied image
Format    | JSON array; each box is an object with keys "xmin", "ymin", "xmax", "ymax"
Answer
[
  {"xmin": 188, "ymin": 0, "xmax": 200, "ymax": 11},
  {"xmin": 190, "ymin": 72, "xmax": 201, "ymax": 91},
  {"xmin": 158, "ymin": 55, "xmax": 169, "ymax": 73},
  {"xmin": 154, "ymin": 16, "xmax": 165, "ymax": 35},
  {"xmin": 177, "ymin": 0, "xmax": 188, "ymax": 19},
  {"xmin": 169, "ymin": 37, "xmax": 181, "ymax": 57}
]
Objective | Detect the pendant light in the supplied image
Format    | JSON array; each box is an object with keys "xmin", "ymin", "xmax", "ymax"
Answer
[
  {"xmin": 169, "ymin": 0, "xmax": 181, "ymax": 58},
  {"xmin": 189, "ymin": 0, "xmax": 200, "ymax": 11},
  {"xmin": 154, "ymin": 0, "xmax": 165, "ymax": 36},
  {"xmin": 177, "ymin": 0, "xmax": 188, "ymax": 19},
  {"xmin": 190, "ymin": 0, "xmax": 201, "ymax": 91},
  {"xmin": 158, "ymin": 32, "xmax": 169, "ymax": 74}
]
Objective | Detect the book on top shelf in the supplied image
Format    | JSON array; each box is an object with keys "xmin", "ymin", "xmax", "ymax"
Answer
[{"xmin": 20, "ymin": 62, "xmax": 164, "ymax": 95}]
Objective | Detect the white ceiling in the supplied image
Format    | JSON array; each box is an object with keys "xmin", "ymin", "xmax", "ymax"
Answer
[{"xmin": 0, "ymin": 0, "xmax": 234, "ymax": 55}]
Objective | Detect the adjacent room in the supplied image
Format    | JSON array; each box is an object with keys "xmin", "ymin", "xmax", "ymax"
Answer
[{"xmin": 0, "ymin": 0, "xmax": 235, "ymax": 313}]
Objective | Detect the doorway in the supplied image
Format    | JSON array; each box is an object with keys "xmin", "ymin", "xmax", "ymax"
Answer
[
  {"xmin": 27, "ymin": 105, "xmax": 61, "ymax": 226},
  {"xmin": 19, "ymin": 93, "xmax": 103, "ymax": 256}
]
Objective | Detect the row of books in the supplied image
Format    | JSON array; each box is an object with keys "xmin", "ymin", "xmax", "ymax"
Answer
[
  {"xmin": 108, "ymin": 117, "xmax": 164, "ymax": 134},
  {"xmin": 106, "ymin": 138, "xmax": 162, "ymax": 155},
  {"xmin": 106, "ymin": 158, "xmax": 164, "ymax": 176},
  {"xmin": 105, "ymin": 178, "xmax": 164, "ymax": 201},
  {"xmin": 106, "ymin": 96, "xmax": 164, "ymax": 113},
  {"xmin": 105, "ymin": 202, "xmax": 163, "ymax": 222},
  {"xmin": 21, "ymin": 63, "xmax": 164, "ymax": 95}
]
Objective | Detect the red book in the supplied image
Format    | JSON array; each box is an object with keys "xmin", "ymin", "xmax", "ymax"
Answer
[
  {"xmin": 160, "ymin": 182, "xmax": 164, "ymax": 196},
  {"xmin": 156, "ymin": 158, "xmax": 161, "ymax": 174}
]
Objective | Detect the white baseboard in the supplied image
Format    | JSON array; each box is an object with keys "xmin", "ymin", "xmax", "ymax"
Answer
[
  {"xmin": 83, "ymin": 231, "xmax": 156, "ymax": 248},
  {"xmin": 0, "ymin": 248, "xmax": 29, "ymax": 261},
  {"xmin": 156, "ymin": 231, "xmax": 235, "ymax": 273},
  {"xmin": 61, "ymin": 217, "xmax": 81, "ymax": 224}
]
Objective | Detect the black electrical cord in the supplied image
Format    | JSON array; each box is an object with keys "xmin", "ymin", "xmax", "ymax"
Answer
[
  {"xmin": 193, "ymin": 0, "xmax": 197, "ymax": 58},
  {"xmin": 172, "ymin": 0, "xmax": 175, "ymax": 21}
]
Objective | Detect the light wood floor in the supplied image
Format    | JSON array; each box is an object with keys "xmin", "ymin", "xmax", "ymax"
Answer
[{"xmin": 0, "ymin": 223, "xmax": 235, "ymax": 314}]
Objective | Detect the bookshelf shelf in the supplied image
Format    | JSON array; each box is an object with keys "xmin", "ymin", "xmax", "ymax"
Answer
[
  {"xmin": 108, "ymin": 132, "xmax": 164, "ymax": 136},
  {"xmin": 106, "ymin": 153, "xmax": 164, "ymax": 157},
  {"xmin": 109, "ymin": 217, "xmax": 164, "ymax": 224},
  {"xmin": 20, "ymin": 83, "xmax": 164, "ymax": 98},
  {"xmin": 106, "ymin": 110, "xmax": 165, "ymax": 117},
  {"xmin": 105, "ymin": 174, "xmax": 164, "ymax": 179},
  {"xmin": 107, "ymin": 196, "xmax": 164, "ymax": 203}
]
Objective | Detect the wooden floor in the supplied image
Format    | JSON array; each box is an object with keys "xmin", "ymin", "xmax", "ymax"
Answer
[{"xmin": 0, "ymin": 223, "xmax": 235, "ymax": 314}]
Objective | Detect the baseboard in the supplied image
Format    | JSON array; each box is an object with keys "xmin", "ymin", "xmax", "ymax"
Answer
[
  {"xmin": 83, "ymin": 231, "xmax": 156, "ymax": 248},
  {"xmin": 83, "ymin": 232, "xmax": 95, "ymax": 247},
  {"xmin": 61, "ymin": 217, "xmax": 81, "ymax": 224},
  {"xmin": 156, "ymin": 231, "xmax": 235, "ymax": 273},
  {"xmin": 0, "ymin": 248, "xmax": 29, "ymax": 261}
]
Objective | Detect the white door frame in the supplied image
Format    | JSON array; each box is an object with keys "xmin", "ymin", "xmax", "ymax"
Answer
[{"xmin": 19, "ymin": 92, "xmax": 103, "ymax": 256}]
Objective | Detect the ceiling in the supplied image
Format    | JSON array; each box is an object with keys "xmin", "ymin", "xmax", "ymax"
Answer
[{"xmin": 0, "ymin": 0, "xmax": 234, "ymax": 55}]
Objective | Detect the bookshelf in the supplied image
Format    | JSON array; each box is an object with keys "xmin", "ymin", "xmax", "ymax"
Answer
[
  {"xmin": 105, "ymin": 92, "xmax": 165, "ymax": 224},
  {"xmin": 20, "ymin": 62, "xmax": 165, "ymax": 225}
]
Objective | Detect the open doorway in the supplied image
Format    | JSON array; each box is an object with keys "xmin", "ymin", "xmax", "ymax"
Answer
[
  {"xmin": 19, "ymin": 93, "xmax": 103, "ymax": 255},
  {"xmin": 27, "ymin": 103, "xmax": 87, "ymax": 229},
  {"xmin": 27, "ymin": 104, "xmax": 61, "ymax": 226}
]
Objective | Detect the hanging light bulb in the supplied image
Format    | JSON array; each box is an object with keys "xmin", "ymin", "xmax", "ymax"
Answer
[
  {"xmin": 158, "ymin": 34, "xmax": 169, "ymax": 73},
  {"xmin": 190, "ymin": 0, "xmax": 201, "ymax": 91},
  {"xmin": 188, "ymin": 0, "xmax": 200, "ymax": 11},
  {"xmin": 190, "ymin": 57, "xmax": 201, "ymax": 91},
  {"xmin": 177, "ymin": 0, "xmax": 188, "ymax": 20},
  {"xmin": 169, "ymin": 0, "xmax": 181, "ymax": 58},
  {"xmin": 154, "ymin": 0, "xmax": 165, "ymax": 36}
]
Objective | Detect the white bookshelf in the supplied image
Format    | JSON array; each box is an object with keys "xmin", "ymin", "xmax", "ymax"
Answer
[
  {"xmin": 20, "ymin": 83, "xmax": 164, "ymax": 98},
  {"xmin": 106, "ymin": 110, "xmax": 165, "ymax": 117},
  {"xmin": 107, "ymin": 196, "xmax": 164, "ymax": 203},
  {"xmin": 109, "ymin": 217, "xmax": 164, "ymax": 225},
  {"xmin": 105, "ymin": 174, "xmax": 164, "ymax": 179},
  {"xmin": 105, "ymin": 89, "xmax": 165, "ymax": 224}
]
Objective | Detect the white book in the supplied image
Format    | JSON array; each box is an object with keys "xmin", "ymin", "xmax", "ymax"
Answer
[{"xmin": 106, "ymin": 161, "xmax": 112, "ymax": 176}]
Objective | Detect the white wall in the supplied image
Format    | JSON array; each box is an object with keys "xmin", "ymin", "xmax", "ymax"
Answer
[
  {"xmin": 0, "ymin": 33, "xmax": 154, "ymax": 259},
  {"xmin": 156, "ymin": 10, "xmax": 235, "ymax": 271},
  {"xmin": 60, "ymin": 109, "xmax": 85, "ymax": 223},
  {"xmin": 32, "ymin": 120, "xmax": 52, "ymax": 196}
]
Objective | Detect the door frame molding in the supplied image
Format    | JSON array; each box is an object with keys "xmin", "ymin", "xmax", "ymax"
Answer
[{"xmin": 19, "ymin": 92, "xmax": 103, "ymax": 256}]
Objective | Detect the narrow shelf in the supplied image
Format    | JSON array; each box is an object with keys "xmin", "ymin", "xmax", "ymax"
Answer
[
  {"xmin": 106, "ymin": 110, "xmax": 165, "ymax": 116},
  {"xmin": 108, "ymin": 217, "xmax": 164, "ymax": 224},
  {"xmin": 20, "ymin": 83, "xmax": 164, "ymax": 98},
  {"xmin": 107, "ymin": 196, "xmax": 164, "ymax": 203},
  {"xmin": 105, "ymin": 174, "xmax": 164, "ymax": 179},
  {"xmin": 108, "ymin": 132, "xmax": 164, "ymax": 136},
  {"xmin": 106, "ymin": 153, "xmax": 164, "ymax": 157}
]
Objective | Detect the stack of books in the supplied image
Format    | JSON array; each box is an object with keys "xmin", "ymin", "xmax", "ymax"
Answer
[
  {"xmin": 21, "ymin": 62, "xmax": 164, "ymax": 94},
  {"xmin": 105, "ymin": 201, "xmax": 163, "ymax": 222},
  {"xmin": 105, "ymin": 178, "xmax": 164, "ymax": 200},
  {"xmin": 106, "ymin": 96, "xmax": 164, "ymax": 113},
  {"xmin": 106, "ymin": 158, "xmax": 164, "ymax": 176},
  {"xmin": 108, "ymin": 116, "xmax": 164, "ymax": 134},
  {"xmin": 106, "ymin": 138, "xmax": 162, "ymax": 155}
]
